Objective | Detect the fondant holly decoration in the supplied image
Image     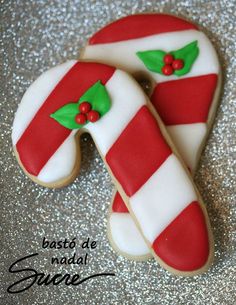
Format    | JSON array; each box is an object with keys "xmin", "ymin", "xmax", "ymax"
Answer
[
  {"xmin": 136, "ymin": 40, "xmax": 199, "ymax": 76},
  {"xmin": 50, "ymin": 81, "xmax": 110, "ymax": 129}
]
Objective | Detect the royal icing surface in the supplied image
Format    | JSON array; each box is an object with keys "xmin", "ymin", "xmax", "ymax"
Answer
[
  {"xmin": 82, "ymin": 14, "xmax": 219, "ymax": 262},
  {"xmin": 112, "ymin": 192, "xmax": 129, "ymax": 213},
  {"xmin": 84, "ymin": 30, "xmax": 219, "ymax": 83},
  {"xmin": 153, "ymin": 201, "xmax": 209, "ymax": 271},
  {"xmin": 86, "ymin": 70, "xmax": 146, "ymax": 155},
  {"xmin": 12, "ymin": 60, "xmax": 77, "ymax": 145},
  {"xmin": 151, "ymin": 74, "xmax": 218, "ymax": 125},
  {"xmin": 13, "ymin": 60, "xmax": 211, "ymax": 273},
  {"xmin": 167, "ymin": 123, "xmax": 207, "ymax": 172},
  {"xmin": 89, "ymin": 14, "xmax": 197, "ymax": 44},
  {"xmin": 14, "ymin": 61, "xmax": 115, "ymax": 179},
  {"xmin": 110, "ymin": 213, "xmax": 149, "ymax": 256},
  {"xmin": 129, "ymin": 154, "xmax": 197, "ymax": 243},
  {"xmin": 106, "ymin": 106, "xmax": 172, "ymax": 196},
  {"xmin": 37, "ymin": 130, "xmax": 77, "ymax": 183}
]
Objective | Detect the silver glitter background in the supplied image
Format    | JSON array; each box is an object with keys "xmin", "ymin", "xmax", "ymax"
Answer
[{"xmin": 0, "ymin": 0, "xmax": 235, "ymax": 304}]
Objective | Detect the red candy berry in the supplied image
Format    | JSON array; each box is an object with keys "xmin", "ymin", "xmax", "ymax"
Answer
[
  {"xmin": 162, "ymin": 64, "xmax": 173, "ymax": 76},
  {"xmin": 79, "ymin": 102, "xmax": 91, "ymax": 114},
  {"xmin": 75, "ymin": 113, "xmax": 87, "ymax": 125},
  {"xmin": 164, "ymin": 54, "xmax": 174, "ymax": 65},
  {"xmin": 172, "ymin": 59, "xmax": 184, "ymax": 70},
  {"xmin": 87, "ymin": 110, "xmax": 100, "ymax": 123}
]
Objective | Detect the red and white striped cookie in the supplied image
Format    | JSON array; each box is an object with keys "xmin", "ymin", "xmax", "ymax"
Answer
[
  {"xmin": 82, "ymin": 14, "xmax": 221, "ymax": 260},
  {"xmin": 12, "ymin": 60, "xmax": 213, "ymax": 275}
]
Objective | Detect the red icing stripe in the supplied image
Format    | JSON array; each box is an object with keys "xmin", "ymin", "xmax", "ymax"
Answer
[
  {"xmin": 152, "ymin": 202, "xmax": 210, "ymax": 271},
  {"xmin": 151, "ymin": 74, "xmax": 218, "ymax": 125},
  {"xmin": 16, "ymin": 62, "xmax": 115, "ymax": 176},
  {"xmin": 106, "ymin": 106, "xmax": 172, "ymax": 197},
  {"xmin": 89, "ymin": 14, "xmax": 198, "ymax": 44},
  {"xmin": 112, "ymin": 192, "xmax": 129, "ymax": 213}
]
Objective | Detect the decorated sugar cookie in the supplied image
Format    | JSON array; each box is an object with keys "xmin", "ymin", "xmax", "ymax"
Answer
[
  {"xmin": 12, "ymin": 61, "xmax": 213, "ymax": 275},
  {"xmin": 82, "ymin": 14, "xmax": 221, "ymax": 260}
]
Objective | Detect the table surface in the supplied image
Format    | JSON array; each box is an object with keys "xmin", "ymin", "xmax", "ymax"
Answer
[{"xmin": 1, "ymin": 1, "xmax": 235, "ymax": 304}]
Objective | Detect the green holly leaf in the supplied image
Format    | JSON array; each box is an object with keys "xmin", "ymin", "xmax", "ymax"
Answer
[
  {"xmin": 50, "ymin": 81, "xmax": 111, "ymax": 130},
  {"xmin": 78, "ymin": 80, "xmax": 110, "ymax": 116},
  {"xmin": 136, "ymin": 40, "xmax": 199, "ymax": 77},
  {"xmin": 136, "ymin": 50, "xmax": 166, "ymax": 74},
  {"xmin": 50, "ymin": 103, "xmax": 82, "ymax": 129},
  {"xmin": 171, "ymin": 40, "xmax": 199, "ymax": 76}
]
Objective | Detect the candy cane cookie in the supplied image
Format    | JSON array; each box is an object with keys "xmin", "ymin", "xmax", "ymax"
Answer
[
  {"xmin": 82, "ymin": 14, "xmax": 221, "ymax": 260},
  {"xmin": 12, "ymin": 60, "xmax": 213, "ymax": 275}
]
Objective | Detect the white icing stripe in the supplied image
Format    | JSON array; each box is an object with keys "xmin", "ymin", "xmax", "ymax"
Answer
[
  {"xmin": 86, "ymin": 69, "xmax": 146, "ymax": 155},
  {"xmin": 37, "ymin": 130, "xmax": 77, "ymax": 183},
  {"xmin": 129, "ymin": 154, "xmax": 197, "ymax": 243},
  {"xmin": 167, "ymin": 123, "xmax": 207, "ymax": 173},
  {"xmin": 12, "ymin": 60, "xmax": 77, "ymax": 145},
  {"xmin": 83, "ymin": 30, "xmax": 219, "ymax": 83},
  {"xmin": 109, "ymin": 213, "xmax": 149, "ymax": 256}
]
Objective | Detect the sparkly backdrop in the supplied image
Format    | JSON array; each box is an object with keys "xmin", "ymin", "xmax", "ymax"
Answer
[{"xmin": 0, "ymin": 1, "xmax": 235, "ymax": 304}]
